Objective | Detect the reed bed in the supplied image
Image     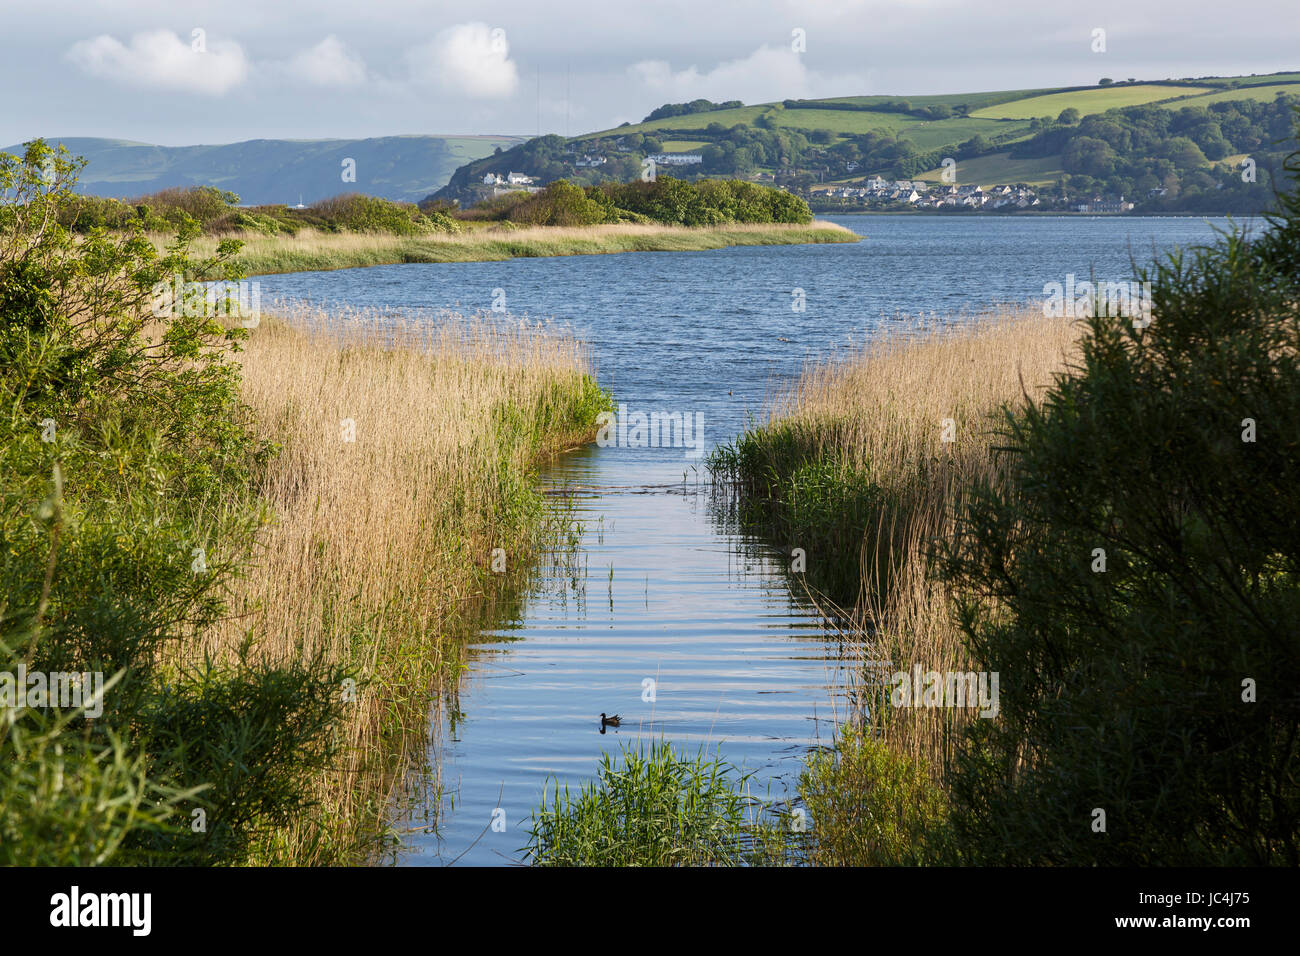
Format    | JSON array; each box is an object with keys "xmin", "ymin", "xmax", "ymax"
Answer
[
  {"xmin": 190, "ymin": 305, "xmax": 606, "ymax": 863},
  {"xmin": 714, "ymin": 307, "xmax": 1083, "ymax": 773},
  {"xmin": 525, "ymin": 739, "xmax": 788, "ymax": 867},
  {"xmin": 175, "ymin": 220, "xmax": 858, "ymax": 277}
]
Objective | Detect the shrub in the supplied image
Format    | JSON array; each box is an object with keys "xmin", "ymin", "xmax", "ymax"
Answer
[
  {"xmin": 509, "ymin": 180, "xmax": 609, "ymax": 226},
  {"xmin": 594, "ymin": 177, "xmax": 813, "ymax": 226},
  {"xmin": 937, "ymin": 140, "xmax": 1300, "ymax": 865},
  {"xmin": 0, "ymin": 139, "xmax": 349, "ymax": 865},
  {"xmin": 305, "ymin": 193, "xmax": 455, "ymax": 234},
  {"xmin": 128, "ymin": 185, "xmax": 240, "ymax": 225}
]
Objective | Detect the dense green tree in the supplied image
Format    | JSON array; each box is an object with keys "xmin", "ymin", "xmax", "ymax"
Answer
[{"xmin": 937, "ymin": 139, "xmax": 1300, "ymax": 865}]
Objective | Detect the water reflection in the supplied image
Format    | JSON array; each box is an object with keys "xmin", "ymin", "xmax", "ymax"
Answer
[{"xmin": 396, "ymin": 446, "xmax": 853, "ymax": 866}]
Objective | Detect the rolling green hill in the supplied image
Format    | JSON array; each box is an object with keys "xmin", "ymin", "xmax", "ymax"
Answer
[
  {"xmin": 3, "ymin": 134, "xmax": 524, "ymax": 204},
  {"xmin": 968, "ymin": 84, "xmax": 1212, "ymax": 119},
  {"xmin": 433, "ymin": 70, "xmax": 1300, "ymax": 215}
]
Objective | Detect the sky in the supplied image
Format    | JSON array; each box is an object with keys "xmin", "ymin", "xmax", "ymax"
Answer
[{"xmin": 2, "ymin": 0, "xmax": 1296, "ymax": 146}]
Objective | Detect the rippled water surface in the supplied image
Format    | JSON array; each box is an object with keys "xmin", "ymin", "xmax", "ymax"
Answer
[{"xmin": 250, "ymin": 214, "xmax": 1238, "ymax": 864}]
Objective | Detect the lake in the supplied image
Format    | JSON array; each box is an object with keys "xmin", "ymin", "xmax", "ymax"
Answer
[{"xmin": 250, "ymin": 213, "xmax": 1241, "ymax": 865}]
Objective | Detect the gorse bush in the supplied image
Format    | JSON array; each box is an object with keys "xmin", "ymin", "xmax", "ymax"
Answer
[
  {"xmin": 937, "ymin": 137, "xmax": 1300, "ymax": 865},
  {"xmin": 0, "ymin": 139, "xmax": 351, "ymax": 865}
]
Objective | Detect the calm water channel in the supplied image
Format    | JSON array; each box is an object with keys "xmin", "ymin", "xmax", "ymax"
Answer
[{"xmin": 250, "ymin": 213, "xmax": 1239, "ymax": 864}]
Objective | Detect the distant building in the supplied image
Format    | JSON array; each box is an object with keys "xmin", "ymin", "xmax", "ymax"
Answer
[
  {"xmin": 647, "ymin": 153, "xmax": 703, "ymax": 166},
  {"xmin": 1076, "ymin": 196, "xmax": 1134, "ymax": 213}
]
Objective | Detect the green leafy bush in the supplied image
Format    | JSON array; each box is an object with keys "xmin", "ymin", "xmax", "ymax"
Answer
[
  {"xmin": 508, "ymin": 180, "xmax": 609, "ymax": 226},
  {"xmin": 937, "ymin": 141, "xmax": 1300, "ymax": 865},
  {"xmin": 57, "ymin": 184, "xmax": 462, "ymax": 237},
  {"xmin": 598, "ymin": 177, "xmax": 813, "ymax": 225},
  {"xmin": 0, "ymin": 139, "xmax": 351, "ymax": 865},
  {"xmin": 456, "ymin": 176, "xmax": 813, "ymax": 227}
]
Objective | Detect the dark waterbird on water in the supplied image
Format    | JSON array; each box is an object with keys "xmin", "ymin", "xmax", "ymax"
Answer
[{"xmin": 600, "ymin": 713, "xmax": 621, "ymax": 728}]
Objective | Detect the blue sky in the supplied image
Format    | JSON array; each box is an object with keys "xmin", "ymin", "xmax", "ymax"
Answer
[{"xmin": 3, "ymin": 0, "xmax": 1295, "ymax": 146}]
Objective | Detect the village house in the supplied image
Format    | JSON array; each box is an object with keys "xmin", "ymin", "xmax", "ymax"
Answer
[
  {"xmin": 821, "ymin": 176, "xmax": 1037, "ymax": 210},
  {"xmin": 1074, "ymin": 196, "xmax": 1134, "ymax": 213},
  {"xmin": 647, "ymin": 153, "xmax": 704, "ymax": 166},
  {"xmin": 482, "ymin": 171, "xmax": 537, "ymax": 187}
]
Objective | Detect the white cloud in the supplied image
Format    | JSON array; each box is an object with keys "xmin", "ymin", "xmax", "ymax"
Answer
[
  {"xmin": 283, "ymin": 36, "xmax": 367, "ymax": 87},
  {"xmin": 407, "ymin": 22, "xmax": 519, "ymax": 99},
  {"xmin": 66, "ymin": 29, "xmax": 248, "ymax": 95},
  {"xmin": 630, "ymin": 44, "xmax": 861, "ymax": 105}
]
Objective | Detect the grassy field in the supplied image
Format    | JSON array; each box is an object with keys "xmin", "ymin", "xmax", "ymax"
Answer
[
  {"xmin": 604, "ymin": 106, "xmax": 769, "ymax": 137},
  {"xmin": 588, "ymin": 73, "xmax": 1293, "ymax": 143},
  {"xmin": 181, "ymin": 220, "xmax": 858, "ymax": 277},
  {"xmin": 774, "ymin": 109, "xmax": 1026, "ymax": 146},
  {"xmin": 626, "ymin": 106, "xmax": 1028, "ymax": 149},
  {"xmin": 970, "ymin": 83, "xmax": 1209, "ymax": 119},
  {"xmin": 1223, "ymin": 71, "xmax": 1300, "ymax": 86},
  {"xmin": 215, "ymin": 307, "xmax": 609, "ymax": 862},
  {"xmin": 913, "ymin": 150, "xmax": 1065, "ymax": 187},
  {"xmin": 814, "ymin": 88, "xmax": 1059, "ymax": 110},
  {"xmin": 1184, "ymin": 82, "xmax": 1300, "ymax": 106}
]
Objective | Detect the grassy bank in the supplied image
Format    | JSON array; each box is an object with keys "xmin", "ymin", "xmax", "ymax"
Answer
[{"xmin": 179, "ymin": 220, "xmax": 858, "ymax": 277}]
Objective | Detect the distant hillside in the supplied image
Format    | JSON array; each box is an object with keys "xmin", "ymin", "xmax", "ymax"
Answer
[
  {"xmin": 432, "ymin": 70, "xmax": 1300, "ymax": 213},
  {"xmin": 3, "ymin": 135, "xmax": 525, "ymax": 205}
]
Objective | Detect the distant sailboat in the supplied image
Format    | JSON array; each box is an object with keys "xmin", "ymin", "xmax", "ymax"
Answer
[{"xmin": 293, "ymin": 193, "xmax": 305, "ymax": 209}]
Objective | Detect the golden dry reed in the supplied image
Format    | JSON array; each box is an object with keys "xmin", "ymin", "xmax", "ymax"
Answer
[
  {"xmin": 195, "ymin": 304, "xmax": 602, "ymax": 863},
  {"xmin": 176, "ymin": 220, "xmax": 858, "ymax": 277},
  {"xmin": 764, "ymin": 307, "xmax": 1083, "ymax": 771}
]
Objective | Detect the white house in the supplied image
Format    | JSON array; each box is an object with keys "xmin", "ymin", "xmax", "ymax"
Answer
[{"xmin": 647, "ymin": 153, "xmax": 703, "ymax": 166}]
